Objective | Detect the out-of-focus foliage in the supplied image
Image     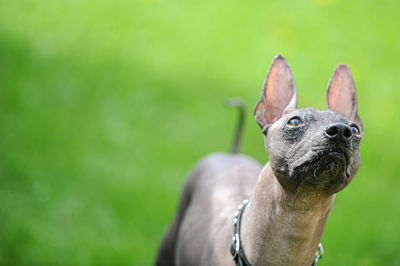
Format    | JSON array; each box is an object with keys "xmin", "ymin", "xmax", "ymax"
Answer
[{"xmin": 0, "ymin": 0, "xmax": 399, "ymax": 265}]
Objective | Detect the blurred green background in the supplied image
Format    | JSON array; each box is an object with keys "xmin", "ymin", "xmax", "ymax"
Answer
[{"xmin": 0, "ymin": 0, "xmax": 399, "ymax": 265}]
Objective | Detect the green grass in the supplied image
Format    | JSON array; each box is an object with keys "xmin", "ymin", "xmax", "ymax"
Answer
[{"xmin": 0, "ymin": 0, "xmax": 399, "ymax": 265}]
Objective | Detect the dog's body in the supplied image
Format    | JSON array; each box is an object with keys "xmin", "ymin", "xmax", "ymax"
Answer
[
  {"xmin": 158, "ymin": 153, "xmax": 261, "ymax": 265},
  {"xmin": 157, "ymin": 55, "xmax": 363, "ymax": 266}
]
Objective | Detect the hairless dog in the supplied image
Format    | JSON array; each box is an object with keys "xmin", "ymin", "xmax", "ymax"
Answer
[{"xmin": 156, "ymin": 54, "xmax": 363, "ymax": 266}]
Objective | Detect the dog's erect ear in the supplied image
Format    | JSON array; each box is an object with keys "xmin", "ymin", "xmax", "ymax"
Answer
[
  {"xmin": 254, "ymin": 54, "xmax": 297, "ymax": 129},
  {"xmin": 326, "ymin": 64, "xmax": 363, "ymax": 130}
]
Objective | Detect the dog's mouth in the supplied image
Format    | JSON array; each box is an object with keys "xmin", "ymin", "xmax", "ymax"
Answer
[{"xmin": 290, "ymin": 148, "xmax": 352, "ymax": 181}]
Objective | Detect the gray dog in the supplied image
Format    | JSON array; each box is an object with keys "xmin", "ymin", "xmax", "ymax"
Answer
[{"xmin": 156, "ymin": 55, "xmax": 363, "ymax": 266}]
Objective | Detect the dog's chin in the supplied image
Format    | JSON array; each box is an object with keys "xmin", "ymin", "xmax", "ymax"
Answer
[
  {"xmin": 312, "ymin": 152, "xmax": 349, "ymax": 179},
  {"xmin": 290, "ymin": 151, "xmax": 351, "ymax": 186}
]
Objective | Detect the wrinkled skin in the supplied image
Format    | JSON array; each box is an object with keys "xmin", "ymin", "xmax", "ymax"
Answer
[{"xmin": 266, "ymin": 108, "xmax": 361, "ymax": 195}]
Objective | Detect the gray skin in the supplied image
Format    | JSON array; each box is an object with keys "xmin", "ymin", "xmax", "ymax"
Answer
[{"xmin": 156, "ymin": 55, "xmax": 363, "ymax": 266}]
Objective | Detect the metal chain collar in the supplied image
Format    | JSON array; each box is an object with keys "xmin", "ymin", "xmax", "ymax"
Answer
[{"xmin": 230, "ymin": 199, "xmax": 324, "ymax": 266}]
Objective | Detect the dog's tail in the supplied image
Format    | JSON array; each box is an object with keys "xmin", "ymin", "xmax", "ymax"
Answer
[{"xmin": 226, "ymin": 98, "xmax": 246, "ymax": 154}]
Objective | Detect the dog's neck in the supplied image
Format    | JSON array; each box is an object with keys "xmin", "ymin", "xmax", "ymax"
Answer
[{"xmin": 241, "ymin": 163, "xmax": 335, "ymax": 266}]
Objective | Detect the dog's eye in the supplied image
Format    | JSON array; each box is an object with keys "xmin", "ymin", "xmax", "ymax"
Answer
[
  {"xmin": 351, "ymin": 125, "xmax": 360, "ymax": 136},
  {"xmin": 288, "ymin": 117, "xmax": 301, "ymax": 127}
]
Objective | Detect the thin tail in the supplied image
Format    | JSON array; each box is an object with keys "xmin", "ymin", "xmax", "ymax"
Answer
[{"xmin": 226, "ymin": 98, "xmax": 246, "ymax": 154}]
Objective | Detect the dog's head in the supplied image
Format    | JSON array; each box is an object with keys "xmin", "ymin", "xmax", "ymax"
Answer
[{"xmin": 254, "ymin": 55, "xmax": 363, "ymax": 195}]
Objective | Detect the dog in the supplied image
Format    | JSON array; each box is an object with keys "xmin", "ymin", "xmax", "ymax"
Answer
[{"xmin": 156, "ymin": 54, "xmax": 363, "ymax": 266}]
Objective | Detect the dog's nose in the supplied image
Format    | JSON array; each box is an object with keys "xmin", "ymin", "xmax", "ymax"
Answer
[{"xmin": 325, "ymin": 123, "xmax": 352, "ymax": 141}]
